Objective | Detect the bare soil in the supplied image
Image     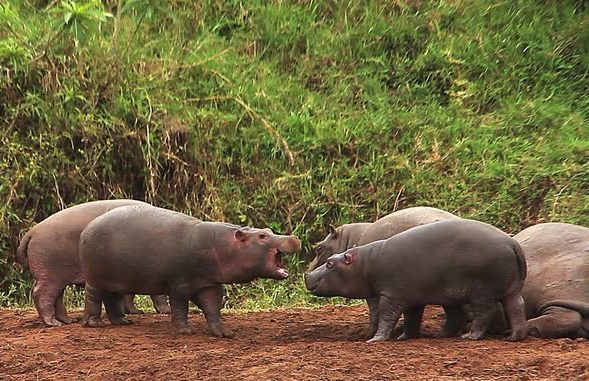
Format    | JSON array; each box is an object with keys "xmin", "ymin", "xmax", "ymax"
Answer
[{"xmin": 1, "ymin": 305, "xmax": 587, "ymax": 380}]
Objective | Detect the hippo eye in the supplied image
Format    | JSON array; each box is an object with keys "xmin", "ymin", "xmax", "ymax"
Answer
[
  {"xmin": 259, "ymin": 233, "xmax": 267, "ymax": 240},
  {"xmin": 326, "ymin": 259, "xmax": 335, "ymax": 269}
]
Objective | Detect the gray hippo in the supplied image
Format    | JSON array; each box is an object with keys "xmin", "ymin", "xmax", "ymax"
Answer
[
  {"xmin": 16, "ymin": 200, "xmax": 171, "ymax": 327},
  {"xmin": 515, "ymin": 222, "xmax": 589, "ymax": 338},
  {"xmin": 309, "ymin": 206, "xmax": 460, "ymax": 271},
  {"xmin": 309, "ymin": 206, "xmax": 462, "ymax": 337},
  {"xmin": 305, "ymin": 219, "xmax": 528, "ymax": 343},
  {"xmin": 79, "ymin": 204, "xmax": 301, "ymax": 336}
]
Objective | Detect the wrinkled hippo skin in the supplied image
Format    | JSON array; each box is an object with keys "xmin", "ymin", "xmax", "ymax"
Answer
[
  {"xmin": 305, "ymin": 219, "xmax": 528, "ymax": 343},
  {"xmin": 15, "ymin": 200, "xmax": 171, "ymax": 327},
  {"xmin": 309, "ymin": 206, "xmax": 461, "ymax": 337},
  {"xmin": 79, "ymin": 204, "xmax": 301, "ymax": 336},
  {"xmin": 515, "ymin": 223, "xmax": 589, "ymax": 338}
]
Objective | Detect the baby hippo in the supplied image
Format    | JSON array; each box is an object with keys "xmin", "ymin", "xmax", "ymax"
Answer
[
  {"xmin": 79, "ymin": 204, "xmax": 301, "ymax": 337},
  {"xmin": 305, "ymin": 219, "xmax": 528, "ymax": 343}
]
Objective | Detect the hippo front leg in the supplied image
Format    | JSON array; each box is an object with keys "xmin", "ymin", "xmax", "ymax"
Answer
[
  {"xmin": 191, "ymin": 285, "xmax": 234, "ymax": 338},
  {"xmin": 366, "ymin": 297, "xmax": 379, "ymax": 338},
  {"xmin": 169, "ymin": 290, "xmax": 193, "ymax": 334},
  {"xmin": 366, "ymin": 295, "xmax": 405, "ymax": 344}
]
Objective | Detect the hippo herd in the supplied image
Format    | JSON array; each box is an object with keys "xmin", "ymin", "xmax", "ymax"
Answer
[{"xmin": 15, "ymin": 201, "xmax": 589, "ymax": 343}]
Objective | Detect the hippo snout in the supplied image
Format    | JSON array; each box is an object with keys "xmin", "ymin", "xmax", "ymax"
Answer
[
  {"xmin": 304, "ymin": 271, "xmax": 320, "ymax": 292},
  {"xmin": 278, "ymin": 236, "xmax": 301, "ymax": 253}
]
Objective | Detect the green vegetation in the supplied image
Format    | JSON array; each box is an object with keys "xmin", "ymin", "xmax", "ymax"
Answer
[{"xmin": 1, "ymin": 0, "xmax": 587, "ymax": 309}]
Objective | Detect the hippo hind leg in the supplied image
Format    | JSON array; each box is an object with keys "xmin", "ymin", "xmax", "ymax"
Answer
[
  {"xmin": 54, "ymin": 289, "xmax": 75, "ymax": 324},
  {"xmin": 501, "ymin": 293, "xmax": 527, "ymax": 341},
  {"xmin": 122, "ymin": 294, "xmax": 145, "ymax": 314},
  {"xmin": 397, "ymin": 305, "xmax": 425, "ymax": 340},
  {"xmin": 527, "ymin": 306, "xmax": 583, "ymax": 338},
  {"xmin": 150, "ymin": 295, "xmax": 171, "ymax": 314},
  {"xmin": 104, "ymin": 292, "xmax": 133, "ymax": 326},
  {"xmin": 440, "ymin": 305, "xmax": 467, "ymax": 337},
  {"xmin": 461, "ymin": 299, "xmax": 497, "ymax": 340},
  {"xmin": 32, "ymin": 280, "xmax": 66, "ymax": 327},
  {"xmin": 81, "ymin": 284, "xmax": 105, "ymax": 328}
]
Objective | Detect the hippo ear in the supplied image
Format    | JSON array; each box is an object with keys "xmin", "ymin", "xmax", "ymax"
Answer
[
  {"xmin": 343, "ymin": 251, "xmax": 354, "ymax": 265},
  {"xmin": 328, "ymin": 224, "xmax": 337, "ymax": 236},
  {"xmin": 234, "ymin": 229, "xmax": 249, "ymax": 242}
]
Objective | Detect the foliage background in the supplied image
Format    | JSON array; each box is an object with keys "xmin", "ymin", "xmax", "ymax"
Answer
[{"xmin": 1, "ymin": 0, "xmax": 587, "ymax": 308}]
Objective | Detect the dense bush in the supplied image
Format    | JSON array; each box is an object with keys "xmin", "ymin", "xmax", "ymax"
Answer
[{"xmin": 1, "ymin": 0, "xmax": 587, "ymax": 308}]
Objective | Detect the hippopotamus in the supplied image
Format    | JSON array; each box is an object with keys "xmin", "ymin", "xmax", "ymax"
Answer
[
  {"xmin": 515, "ymin": 223, "xmax": 589, "ymax": 338},
  {"xmin": 79, "ymin": 204, "xmax": 301, "ymax": 336},
  {"xmin": 305, "ymin": 219, "xmax": 528, "ymax": 343},
  {"xmin": 309, "ymin": 206, "xmax": 460, "ymax": 271},
  {"xmin": 309, "ymin": 206, "xmax": 461, "ymax": 337},
  {"xmin": 15, "ymin": 200, "xmax": 171, "ymax": 327}
]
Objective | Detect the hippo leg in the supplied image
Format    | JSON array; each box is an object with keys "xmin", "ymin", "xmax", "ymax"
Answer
[
  {"xmin": 104, "ymin": 292, "xmax": 133, "ymax": 326},
  {"xmin": 502, "ymin": 294, "xmax": 527, "ymax": 341},
  {"xmin": 191, "ymin": 285, "xmax": 234, "ymax": 338},
  {"xmin": 81, "ymin": 284, "xmax": 105, "ymax": 328},
  {"xmin": 366, "ymin": 296, "xmax": 405, "ymax": 343},
  {"xmin": 441, "ymin": 305, "xmax": 467, "ymax": 337},
  {"xmin": 123, "ymin": 294, "xmax": 145, "ymax": 314},
  {"xmin": 169, "ymin": 290, "xmax": 193, "ymax": 334},
  {"xmin": 397, "ymin": 305, "xmax": 425, "ymax": 340},
  {"xmin": 461, "ymin": 300, "xmax": 497, "ymax": 340},
  {"xmin": 366, "ymin": 297, "xmax": 379, "ymax": 338},
  {"xmin": 32, "ymin": 280, "xmax": 65, "ymax": 327},
  {"xmin": 527, "ymin": 306, "xmax": 584, "ymax": 338},
  {"xmin": 54, "ymin": 289, "xmax": 74, "ymax": 324},
  {"xmin": 150, "ymin": 295, "xmax": 171, "ymax": 314}
]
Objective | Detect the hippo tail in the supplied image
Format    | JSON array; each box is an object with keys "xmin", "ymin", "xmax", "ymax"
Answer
[
  {"xmin": 15, "ymin": 230, "xmax": 32, "ymax": 271},
  {"xmin": 512, "ymin": 240, "xmax": 527, "ymax": 282}
]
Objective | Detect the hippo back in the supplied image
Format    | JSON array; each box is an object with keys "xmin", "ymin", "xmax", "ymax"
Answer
[{"xmin": 358, "ymin": 206, "xmax": 459, "ymax": 246}]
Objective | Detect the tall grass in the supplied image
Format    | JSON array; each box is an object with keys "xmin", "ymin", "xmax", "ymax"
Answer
[{"xmin": 1, "ymin": 0, "xmax": 587, "ymax": 309}]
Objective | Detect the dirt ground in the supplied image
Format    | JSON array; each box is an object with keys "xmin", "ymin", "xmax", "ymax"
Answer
[{"xmin": 1, "ymin": 305, "xmax": 587, "ymax": 381}]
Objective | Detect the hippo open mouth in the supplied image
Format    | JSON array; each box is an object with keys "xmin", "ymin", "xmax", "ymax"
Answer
[{"xmin": 268, "ymin": 248, "xmax": 288, "ymax": 279}]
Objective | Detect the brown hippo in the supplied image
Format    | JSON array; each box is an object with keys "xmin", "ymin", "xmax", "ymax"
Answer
[
  {"xmin": 309, "ymin": 206, "xmax": 462, "ymax": 337},
  {"xmin": 305, "ymin": 219, "xmax": 528, "ymax": 343},
  {"xmin": 16, "ymin": 200, "xmax": 171, "ymax": 327},
  {"xmin": 79, "ymin": 204, "xmax": 301, "ymax": 336},
  {"xmin": 515, "ymin": 222, "xmax": 589, "ymax": 338}
]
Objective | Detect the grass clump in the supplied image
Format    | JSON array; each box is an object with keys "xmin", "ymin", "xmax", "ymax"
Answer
[{"xmin": 0, "ymin": 0, "xmax": 587, "ymax": 309}]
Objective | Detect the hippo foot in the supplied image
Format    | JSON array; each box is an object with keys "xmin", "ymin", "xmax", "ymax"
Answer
[
  {"xmin": 460, "ymin": 331, "xmax": 484, "ymax": 340},
  {"xmin": 173, "ymin": 325, "xmax": 195, "ymax": 335},
  {"xmin": 396, "ymin": 331, "xmax": 419, "ymax": 341},
  {"xmin": 366, "ymin": 335, "xmax": 388, "ymax": 344},
  {"xmin": 209, "ymin": 322, "xmax": 234, "ymax": 338},
  {"xmin": 125, "ymin": 307, "xmax": 145, "ymax": 315},
  {"xmin": 507, "ymin": 327, "xmax": 528, "ymax": 341},
  {"xmin": 56, "ymin": 316, "xmax": 75, "ymax": 325},
  {"xmin": 42, "ymin": 318, "xmax": 64, "ymax": 327},
  {"xmin": 111, "ymin": 317, "xmax": 134, "ymax": 326},
  {"xmin": 82, "ymin": 316, "xmax": 105, "ymax": 328},
  {"xmin": 156, "ymin": 305, "xmax": 172, "ymax": 315}
]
